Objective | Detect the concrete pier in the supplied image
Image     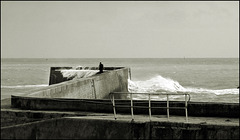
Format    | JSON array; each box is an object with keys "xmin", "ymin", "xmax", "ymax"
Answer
[{"xmin": 27, "ymin": 67, "xmax": 129, "ymax": 99}]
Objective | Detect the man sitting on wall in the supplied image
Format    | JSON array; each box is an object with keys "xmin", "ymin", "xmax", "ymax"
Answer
[{"xmin": 99, "ymin": 62, "xmax": 104, "ymax": 73}]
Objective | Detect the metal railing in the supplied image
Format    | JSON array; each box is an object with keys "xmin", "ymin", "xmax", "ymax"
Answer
[{"xmin": 109, "ymin": 92, "xmax": 190, "ymax": 122}]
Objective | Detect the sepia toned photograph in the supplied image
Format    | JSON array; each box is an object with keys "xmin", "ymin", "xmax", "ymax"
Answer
[{"xmin": 1, "ymin": 1, "xmax": 239, "ymax": 139}]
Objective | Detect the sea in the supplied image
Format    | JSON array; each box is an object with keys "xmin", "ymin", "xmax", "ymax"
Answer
[{"xmin": 1, "ymin": 58, "xmax": 239, "ymax": 103}]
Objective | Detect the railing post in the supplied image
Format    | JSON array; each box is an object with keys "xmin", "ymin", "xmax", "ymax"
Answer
[
  {"xmin": 167, "ymin": 94, "xmax": 169, "ymax": 121},
  {"xmin": 148, "ymin": 94, "xmax": 151, "ymax": 121},
  {"xmin": 130, "ymin": 93, "xmax": 134, "ymax": 121},
  {"xmin": 185, "ymin": 94, "xmax": 188, "ymax": 122},
  {"xmin": 112, "ymin": 93, "xmax": 117, "ymax": 120}
]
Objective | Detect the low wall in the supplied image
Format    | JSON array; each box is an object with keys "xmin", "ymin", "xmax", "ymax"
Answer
[
  {"xmin": 1, "ymin": 117, "xmax": 239, "ymax": 139},
  {"xmin": 19, "ymin": 67, "xmax": 129, "ymax": 99},
  {"xmin": 11, "ymin": 97, "xmax": 239, "ymax": 118}
]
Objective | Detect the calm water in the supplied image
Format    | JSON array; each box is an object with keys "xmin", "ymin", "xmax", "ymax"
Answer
[{"xmin": 1, "ymin": 58, "xmax": 239, "ymax": 103}]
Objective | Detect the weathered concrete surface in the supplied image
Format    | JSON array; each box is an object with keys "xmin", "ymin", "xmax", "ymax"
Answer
[
  {"xmin": 1, "ymin": 113, "xmax": 239, "ymax": 139},
  {"xmin": 15, "ymin": 67, "xmax": 129, "ymax": 100},
  {"xmin": 11, "ymin": 96, "xmax": 239, "ymax": 118},
  {"xmin": 1, "ymin": 109, "xmax": 85, "ymax": 127}
]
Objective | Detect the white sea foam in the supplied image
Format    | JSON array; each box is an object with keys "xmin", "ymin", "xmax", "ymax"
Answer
[
  {"xmin": 184, "ymin": 87, "xmax": 239, "ymax": 95},
  {"xmin": 61, "ymin": 69, "xmax": 98, "ymax": 79},
  {"xmin": 128, "ymin": 75, "xmax": 239, "ymax": 96},
  {"xmin": 128, "ymin": 75, "xmax": 186, "ymax": 93}
]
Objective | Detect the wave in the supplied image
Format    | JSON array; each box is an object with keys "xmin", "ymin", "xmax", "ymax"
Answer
[
  {"xmin": 185, "ymin": 87, "xmax": 239, "ymax": 95},
  {"xmin": 61, "ymin": 69, "xmax": 99, "ymax": 80},
  {"xmin": 128, "ymin": 75, "xmax": 239, "ymax": 95},
  {"xmin": 1, "ymin": 84, "xmax": 49, "ymax": 89}
]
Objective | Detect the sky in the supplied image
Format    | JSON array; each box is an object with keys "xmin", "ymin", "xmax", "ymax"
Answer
[{"xmin": 1, "ymin": 1, "xmax": 239, "ymax": 58}]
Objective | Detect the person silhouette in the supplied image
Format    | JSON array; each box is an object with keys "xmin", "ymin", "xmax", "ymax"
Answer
[{"xmin": 99, "ymin": 62, "xmax": 104, "ymax": 73}]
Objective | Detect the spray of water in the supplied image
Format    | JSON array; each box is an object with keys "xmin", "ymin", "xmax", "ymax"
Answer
[
  {"xmin": 128, "ymin": 75, "xmax": 239, "ymax": 95},
  {"xmin": 60, "ymin": 66, "xmax": 99, "ymax": 80}
]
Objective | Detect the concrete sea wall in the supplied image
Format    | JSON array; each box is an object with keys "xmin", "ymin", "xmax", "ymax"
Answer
[
  {"xmin": 22, "ymin": 67, "xmax": 129, "ymax": 99},
  {"xmin": 11, "ymin": 96, "xmax": 239, "ymax": 118},
  {"xmin": 1, "ymin": 117, "xmax": 239, "ymax": 139}
]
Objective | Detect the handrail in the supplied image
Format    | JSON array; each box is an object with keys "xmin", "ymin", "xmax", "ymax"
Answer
[{"xmin": 109, "ymin": 92, "xmax": 190, "ymax": 122}]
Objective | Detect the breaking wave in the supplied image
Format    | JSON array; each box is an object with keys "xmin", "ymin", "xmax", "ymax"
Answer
[
  {"xmin": 61, "ymin": 70, "xmax": 99, "ymax": 80},
  {"xmin": 128, "ymin": 75, "xmax": 239, "ymax": 95}
]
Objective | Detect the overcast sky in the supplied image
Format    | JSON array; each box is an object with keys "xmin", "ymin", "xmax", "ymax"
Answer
[{"xmin": 1, "ymin": 1, "xmax": 239, "ymax": 58}]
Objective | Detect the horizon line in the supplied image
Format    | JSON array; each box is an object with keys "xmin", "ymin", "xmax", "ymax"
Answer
[{"xmin": 1, "ymin": 57, "xmax": 239, "ymax": 59}]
